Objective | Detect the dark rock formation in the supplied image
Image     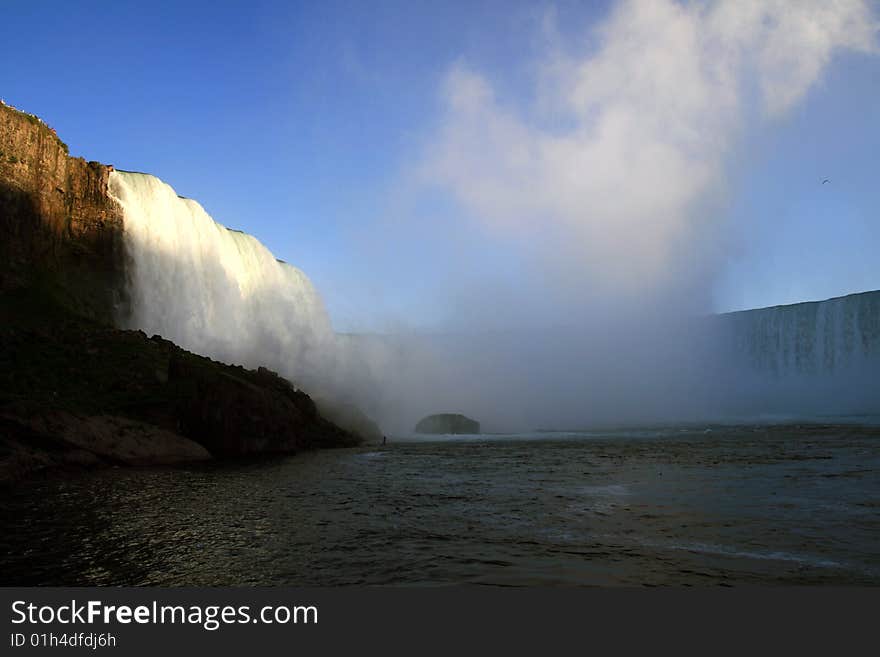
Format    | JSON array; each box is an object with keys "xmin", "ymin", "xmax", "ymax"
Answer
[
  {"xmin": 168, "ymin": 359, "xmax": 356, "ymax": 456},
  {"xmin": 0, "ymin": 290, "xmax": 360, "ymax": 481},
  {"xmin": 0, "ymin": 101, "xmax": 126, "ymax": 324},
  {"xmin": 414, "ymin": 413, "xmax": 480, "ymax": 434},
  {"xmin": 0, "ymin": 408, "xmax": 210, "ymax": 483}
]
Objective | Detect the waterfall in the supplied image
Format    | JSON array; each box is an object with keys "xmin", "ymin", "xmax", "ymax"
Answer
[
  {"xmin": 722, "ymin": 291, "xmax": 880, "ymax": 378},
  {"xmin": 108, "ymin": 170, "xmax": 336, "ymax": 392}
]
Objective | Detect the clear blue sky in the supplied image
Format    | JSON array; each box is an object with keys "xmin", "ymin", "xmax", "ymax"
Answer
[{"xmin": 1, "ymin": 1, "xmax": 877, "ymax": 329}]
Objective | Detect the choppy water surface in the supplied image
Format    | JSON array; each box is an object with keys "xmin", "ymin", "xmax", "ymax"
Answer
[{"xmin": 2, "ymin": 425, "xmax": 879, "ymax": 586}]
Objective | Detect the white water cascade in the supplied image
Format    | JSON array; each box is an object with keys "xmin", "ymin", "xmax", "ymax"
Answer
[
  {"xmin": 721, "ymin": 291, "xmax": 880, "ymax": 378},
  {"xmin": 108, "ymin": 170, "xmax": 338, "ymax": 394}
]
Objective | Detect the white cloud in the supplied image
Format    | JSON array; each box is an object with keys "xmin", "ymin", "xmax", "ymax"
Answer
[{"xmin": 418, "ymin": 0, "xmax": 878, "ymax": 311}]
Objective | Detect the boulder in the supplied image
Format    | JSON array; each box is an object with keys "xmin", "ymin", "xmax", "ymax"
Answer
[{"xmin": 414, "ymin": 413, "xmax": 480, "ymax": 435}]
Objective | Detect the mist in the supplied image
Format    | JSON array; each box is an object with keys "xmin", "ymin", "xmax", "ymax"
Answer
[
  {"xmin": 111, "ymin": 1, "xmax": 879, "ymax": 436},
  {"xmin": 330, "ymin": 0, "xmax": 879, "ymax": 433}
]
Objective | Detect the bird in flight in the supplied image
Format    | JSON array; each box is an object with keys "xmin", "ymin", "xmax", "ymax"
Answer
[{"xmin": 822, "ymin": 179, "xmax": 831, "ymax": 184}]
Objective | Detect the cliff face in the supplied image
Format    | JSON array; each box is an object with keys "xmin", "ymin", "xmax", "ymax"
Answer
[{"xmin": 0, "ymin": 101, "xmax": 125, "ymax": 324}]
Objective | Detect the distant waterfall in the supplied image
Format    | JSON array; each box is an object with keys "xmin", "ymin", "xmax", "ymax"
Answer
[
  {"xmin": 721, "ymin": 291, "xmax": 880, "ymax": 377},
  {"xmin": 108, "ymin": 170, "xmax": 336, "ymax": 390}
]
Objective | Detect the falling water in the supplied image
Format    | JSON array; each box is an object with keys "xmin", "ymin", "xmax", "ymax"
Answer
[
  {"xmin": 722, "ymin": 291, "xmax": 880, "ymax": 377},
  {"xmin": 108, "ymin": 170, "xmax": 337, "ymax": 393}
]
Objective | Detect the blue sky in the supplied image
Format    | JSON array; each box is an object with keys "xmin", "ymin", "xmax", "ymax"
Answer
[
  {"xmin": 714, "ymin": 48, "xmax": 880, "ymax": 312},
  {"xmin": 1, "ymin": 0, "xmax": 877, "ymax": 330}
]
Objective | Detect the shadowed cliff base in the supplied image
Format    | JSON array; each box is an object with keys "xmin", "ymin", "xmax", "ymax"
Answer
[{"xmin": 0, "ymin": 287, "xmax": 361, "ymax": 485}]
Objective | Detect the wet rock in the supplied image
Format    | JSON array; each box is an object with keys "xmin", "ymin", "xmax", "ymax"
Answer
[{"xmin": 415, "ymin": 413, "xmax": 480, "ymax": 434}]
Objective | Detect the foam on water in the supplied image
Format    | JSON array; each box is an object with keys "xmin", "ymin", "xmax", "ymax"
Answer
[{"xmin": 661, "ymin": 542, "xmax": 845, "ymax": 570}]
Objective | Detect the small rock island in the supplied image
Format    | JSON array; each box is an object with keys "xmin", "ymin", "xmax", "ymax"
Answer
[{"xmin": 414, "ymin": 413, "xmax": 481, "ymax": 435}]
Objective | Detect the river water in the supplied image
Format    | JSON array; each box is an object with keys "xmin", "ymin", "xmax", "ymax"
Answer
[{"xmin": 2, "ymin": 425, "xmax": 879, "ymax": 586}]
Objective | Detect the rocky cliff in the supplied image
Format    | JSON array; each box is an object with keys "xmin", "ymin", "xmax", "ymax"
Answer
[{"xmin": 0, "ymin": 101, "xmax": 126, "ymax": 323}]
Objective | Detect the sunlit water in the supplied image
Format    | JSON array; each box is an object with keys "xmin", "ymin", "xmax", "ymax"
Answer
[{"xmin": 2, "ymin": 425, "xmax": 879, "ymax": 586}]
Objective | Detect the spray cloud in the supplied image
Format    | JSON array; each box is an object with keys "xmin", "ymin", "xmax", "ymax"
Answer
[
  {"xmin": 113, "ymin": 1, "xmax": 879, "ymax": 434},
  {"xmin": 354, "ymin": 0, "xmax": 879, "ymax": 430},
  {"xmin": 416, "ymin": 0, "xmax": 876, "ymax": 320}
]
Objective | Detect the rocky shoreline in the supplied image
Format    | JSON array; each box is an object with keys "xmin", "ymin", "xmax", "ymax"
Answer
[{"xmin": 0, "ymin": 288, "xmax": 360, "ymax": 483}]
